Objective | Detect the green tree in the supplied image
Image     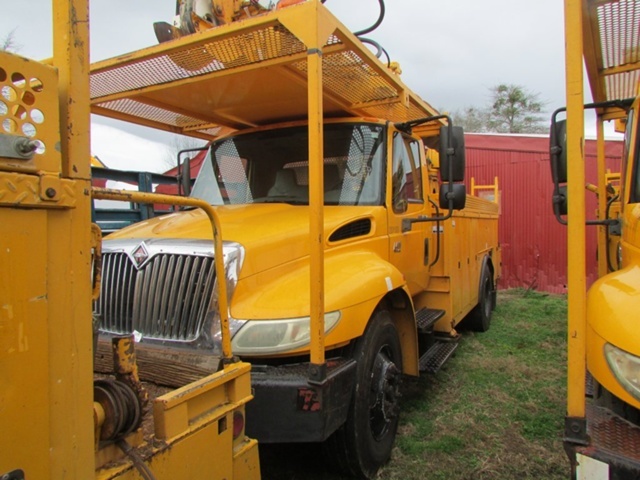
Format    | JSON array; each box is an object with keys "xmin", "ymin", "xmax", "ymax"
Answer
[
  {"xmin": 451, "ymin": 106, "xmax": 490, "ymax": 133},
  {"xmin": 450, "ymin": 84, "xmax": 547, "ymax": 134},
  {"xmin": 487, "ymin": 83, "xmax": 546, "ymax": 134}
]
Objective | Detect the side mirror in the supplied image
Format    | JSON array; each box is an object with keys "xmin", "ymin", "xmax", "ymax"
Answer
[
  {"xmin": 180, "ymin": 156, "xmax": 192, "ymax": 197},
  {"xmin": 553, "ymin": 185, "xmax": 568, "ymax": 216},
  {"xmin": 439, "ymin": 183, "xmax": 466, "ymax": 210},
  {"xmin": 439, "ymin": 125, "xmax": 466, "ymax": 182},
  {"xmin": 549, "ymin": 119, "xmax": 567, "ymax": 184}
]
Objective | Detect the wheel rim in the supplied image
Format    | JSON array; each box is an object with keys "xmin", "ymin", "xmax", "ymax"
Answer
[{"xmin": 369, "ymin": 346, "xmax": 401, "ymax": 440}]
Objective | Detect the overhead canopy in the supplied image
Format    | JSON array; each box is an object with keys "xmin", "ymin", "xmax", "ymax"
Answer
[
  {"xmin": 89, "ymin": 1, "xmax": 443, "ymax": 141},
  {"xmin": 583, "ymin": 0, "xmax": 640, "ymax": 105}
]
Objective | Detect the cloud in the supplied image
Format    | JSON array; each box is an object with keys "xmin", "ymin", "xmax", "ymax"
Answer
[{"xmin": 91, "ymin": 123, "xmax": 171, "ymax": 173}]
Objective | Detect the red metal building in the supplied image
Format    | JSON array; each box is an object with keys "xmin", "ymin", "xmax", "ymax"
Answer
[{"xmin": 465, "ymin": 133, "xmax": 623, "ymax": 294}]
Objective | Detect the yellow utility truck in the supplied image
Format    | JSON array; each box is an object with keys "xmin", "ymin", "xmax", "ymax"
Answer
[
  {"xmin": 1, "ymin": 1, "xmax": 501, "ymax": 479},
  {"xmin": 550, "ymin": 0, "xmax": 640, "ymax": 477},
  {"xmin": 0, "ymin": 1, "xmax": 259, "ymax": 479},
  {"xmin": 89, "ymin": 0, "xmax": 501, "ymax": 477}
]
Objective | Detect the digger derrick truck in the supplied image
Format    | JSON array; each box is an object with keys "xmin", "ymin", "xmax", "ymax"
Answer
[
  {"xmin": 0, "ymin": 1, "xmax": 259, "ymax": 479},
  {"xmin": 89, "ymin": 0, "xmax": 501, "ymax": 477},
  {"xmin": 550, "ymin": 0, "xmax": 640, "ymax": 477}
]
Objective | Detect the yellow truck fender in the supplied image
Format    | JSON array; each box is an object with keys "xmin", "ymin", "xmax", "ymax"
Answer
[
  {"xmin": 231, "ymin": 250, "xmax": 418, "ymax": 366},
  {"xmin": 587, "ymin": 264, "xmax": 640, "ymax": 409}
]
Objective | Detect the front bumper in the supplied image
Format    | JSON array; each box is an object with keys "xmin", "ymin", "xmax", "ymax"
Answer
[
  {"xmin": 566, "ymin": 403, "xmax": 640, "ymax": 479},
  {"xmin": 245, "ymin": 358, "xmax": 357, "ymax": 443}
]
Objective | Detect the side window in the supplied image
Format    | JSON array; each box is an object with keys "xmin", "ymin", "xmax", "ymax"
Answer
[{"xmin": 391, "ymin": 132, "xmax": 423, "ymax": 213}]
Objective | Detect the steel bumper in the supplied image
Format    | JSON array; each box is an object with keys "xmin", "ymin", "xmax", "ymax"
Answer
[{"xmin": 245, "ymin": 358, "xmax": 357, "ymax": 443}]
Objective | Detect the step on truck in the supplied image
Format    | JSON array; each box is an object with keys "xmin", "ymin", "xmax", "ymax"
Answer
[
  {"xmin": 550, "ymin": 0, "xmax": 640, "ymax": 478},
  {"xmin": 0, "ymin": 1, "xmax": 260, "ymax": 479},
  {"xmin": 88, "ymin": 0, "xmax": 501, "ymax": 478}
]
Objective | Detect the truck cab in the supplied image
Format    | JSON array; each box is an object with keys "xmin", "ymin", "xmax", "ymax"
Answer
[{"xmin": 586, "ymin": 95, "xmax": 640, "ymax": 423}]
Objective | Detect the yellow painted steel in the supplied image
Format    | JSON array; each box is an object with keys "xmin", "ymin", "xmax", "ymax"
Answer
[
  {"xmin": 471, "ymin": 177, "xmax": 500, "ymax": 203},
  {"xmin": 564, "ymin": 0, "xmax": 587, "ymax": 420},
  {"xmin": 97, "ymin": 363, "xmax": 258, "ymax": 479},
  {"xmin": 305, "ymin": 2, "xmax": 328, "ymax": 369},
  {"xmin": 596, "ymin": 118, "xmax": 608, "ymax": 277},
  {"xmin": 0, "ymin": 1, "xmax": 94, "ymax": 478},
  {"xmin": 1, "ymin": 1, "xmax": 261, "ymax": 478},
  {"xmin": 50, "ymin": 0, "xmax": 95, "ymax": 477}
]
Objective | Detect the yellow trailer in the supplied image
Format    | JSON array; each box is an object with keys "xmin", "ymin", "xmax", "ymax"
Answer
[
  {"xmin": 550, "ymin": 0, "xmax": 640, "ymax": 477},
  {"xmin": 87, "ymin": 1, "xmax": 501, "ymax": 478}
]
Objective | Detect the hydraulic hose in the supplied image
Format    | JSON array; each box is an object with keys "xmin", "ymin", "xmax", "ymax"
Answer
[
  {"xmin": 354, "ymin": 0, "xmax": 386, "ymax": 36},
  {"xmin": 320, "ymin": 0, "xmax": 386, "ymax": 36}
]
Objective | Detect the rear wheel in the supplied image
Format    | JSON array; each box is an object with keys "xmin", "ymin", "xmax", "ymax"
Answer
[
  {"xmin": 324, "ymin": 310, "xmax": 403, "ymax": 479},
  {"xmin": 467, "ymin": 267, "xmax": 494, "ymax": 332}
]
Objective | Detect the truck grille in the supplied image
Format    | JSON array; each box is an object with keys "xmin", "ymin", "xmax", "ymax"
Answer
[{"xmin": 95, "ymin": 251, "xmax": 216, "ymax": 341}]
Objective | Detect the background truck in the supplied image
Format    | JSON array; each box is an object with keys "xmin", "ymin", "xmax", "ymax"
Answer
[
  {"xmin": 0, "ymin": 1, "xmax": 259, "ymax": 479},
  {"xmin": 89, "ymin": 0, "xmax": 501, "ymax": 478},
  {"xmin": 549, "ymin": 0, "xmax": 640, "ymax": 477}
]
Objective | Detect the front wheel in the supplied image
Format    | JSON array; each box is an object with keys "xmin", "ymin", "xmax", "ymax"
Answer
[{"xmin": 324, "ymin": 310, "xmax": 403, "ymax": 479}]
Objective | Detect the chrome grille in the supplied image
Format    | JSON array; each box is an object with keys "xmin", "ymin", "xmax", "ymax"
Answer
[{"xmin": 96, "ymin": 251, "xmax": 216, "ymax": 342}]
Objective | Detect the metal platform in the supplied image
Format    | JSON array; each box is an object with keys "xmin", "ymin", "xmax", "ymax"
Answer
[
  {"xmin": 88, "ymin": 1, "xmax": 443, "ymax": 141},
  {"xmin": 419, "ymin": 340, "xmax": 459, "ymax": 374},
  {"xmin": 415, "ymin": 307, "xmax": 445, "ymax": 333}
]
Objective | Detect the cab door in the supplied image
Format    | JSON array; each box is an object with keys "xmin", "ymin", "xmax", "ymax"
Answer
[{"xmin": 387, "ymin": 128, "xmax": 430, "ymax": 294}]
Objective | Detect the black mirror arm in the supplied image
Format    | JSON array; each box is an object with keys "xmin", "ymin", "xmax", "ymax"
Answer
[
  {"xmin": 552, "ymin": 186, "xmax": 568, "ymax": 226},
  {"xmin": 401, "ymin": 200, "xmax": 454, "ymax": 232},
  {"xmin": 177, "ymin": 145, "xmax": 209, "ymax": 197}
]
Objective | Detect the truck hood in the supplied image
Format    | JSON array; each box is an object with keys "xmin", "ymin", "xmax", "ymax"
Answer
[{"xmin": 105, "ymin": 203, "xmax": 385, "ymax": 278}]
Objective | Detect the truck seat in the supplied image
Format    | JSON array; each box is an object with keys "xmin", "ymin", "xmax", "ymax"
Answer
[{"xmin": 268, "ymin": 169, "xmax": 306, "ymax": 198}]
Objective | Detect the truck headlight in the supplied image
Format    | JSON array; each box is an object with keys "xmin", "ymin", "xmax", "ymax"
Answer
[
  {"xmin": 604, "ymin": 343, "xmax": 640, "ymax": 401},
  {"xmin": 231, "ymin": 311, "xmax": 341, "ymax": 355}
]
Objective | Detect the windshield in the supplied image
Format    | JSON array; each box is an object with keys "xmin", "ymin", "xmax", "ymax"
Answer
[{"xmin": 190, "ymin": 123, "xmax": 385, "ymax": 206}]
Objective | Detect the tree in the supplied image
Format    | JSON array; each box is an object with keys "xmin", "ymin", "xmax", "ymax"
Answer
[
  {"xmin": 449, "ymin": 84, "xmax": 547, "ymax": 134},
  {"xmin": 1, "ymin": 29, "xmax": 20, "ymax": 52},
  {"xmin": 451, "ymin": 106, "xmax": 490, "ymax": 133},
  {"xmin": 163, "ymin": 134, "xmax": 208, "ymax": 171},
  {"xmin": 487, "ymin": 84, "xmax": 546, "ymax": 134}
]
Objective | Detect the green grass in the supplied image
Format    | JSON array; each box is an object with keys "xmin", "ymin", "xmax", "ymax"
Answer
[
  {"xmin": 260, "ymin": 290, "xmax": 570, "ymax": 479},
  {"xmin": 381, "ymin": 289, "xmax": 568, "ymax": 480}
]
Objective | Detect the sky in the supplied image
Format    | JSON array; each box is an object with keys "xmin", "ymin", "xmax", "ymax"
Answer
[{"xmin": 1, "ymin": 0, "xmax": 574, "ymax": 171}]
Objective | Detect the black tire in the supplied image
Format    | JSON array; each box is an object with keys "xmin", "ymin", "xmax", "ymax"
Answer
[
  {"xmin": 324, "ymin": 310, "xmax": 403, "ymax": 479},
  {"xmin": 467, "ymin": 267, "xmax": 494, "ymax": 332}
]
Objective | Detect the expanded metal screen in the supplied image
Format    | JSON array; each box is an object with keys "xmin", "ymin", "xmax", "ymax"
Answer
[
  {"xmin": 96, "ymin": 251, "xmax": 216, "ymax": 341},
  {"xmin": 596, "ymin": 0, "xmax": 640, "ymax": 101}
]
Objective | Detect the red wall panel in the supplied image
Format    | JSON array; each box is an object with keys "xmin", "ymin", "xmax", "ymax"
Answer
[{"xmin": 465, "ymin": 134, "xmax": 623, "ymax": 293}]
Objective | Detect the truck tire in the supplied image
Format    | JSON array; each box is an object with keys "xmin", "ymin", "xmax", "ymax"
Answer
[
  {"xmin": 467, "ymin": 267, "xmax": 494, "ymax": 332},
  {"xmin": 324, "ymin": 310, "xmax": 403, "ymax": 479}
]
